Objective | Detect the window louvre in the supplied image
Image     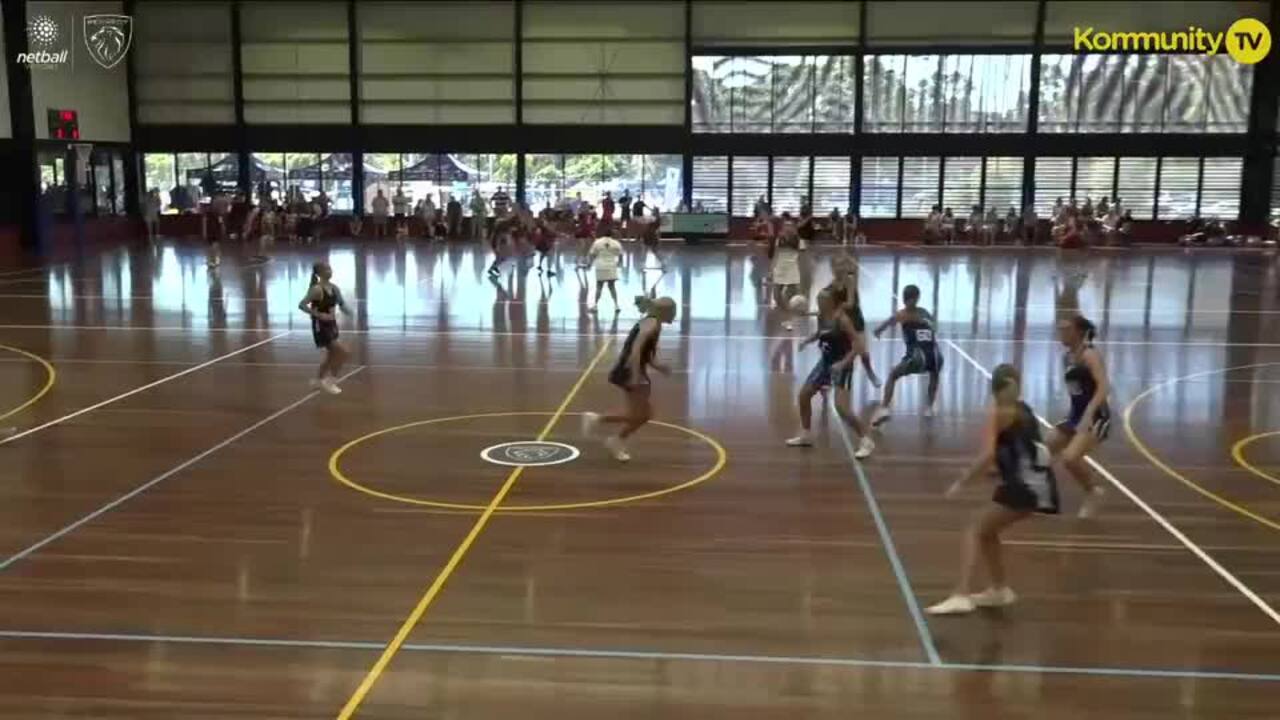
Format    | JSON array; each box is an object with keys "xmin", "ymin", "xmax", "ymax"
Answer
[
  {"xmin": 901, "ymin": 157, "xmax": 940, "ymax": 218},
  {"xmin": 1075, "ymin": 157, "xmax": 1116, "ymax": 205},
  {"xmin": 692, "ymin": 156, "xmax": 729, "ymax": 213},
  {"xmin": 1199, "ymin": 158, "xmax": 1242, "ymax": 220},
  {"xmin": 732, "ymin": 156, "xmax": 769, "ymax": 217},
  {"xmin": 942, "ymin": 157, "xmax": 981, "ymax": 214},
  {"xmin": 1034, "ymin": 157, "xmax": 1072, "ymax": 215},
  {"xmin": 1116, "ymin": 158, "xmax": 1157, "ymax": 220},
  {"xmin": 1157, "ymin": 157, "xmax": 1199, "ymax": 219},
  {"xmin": 813, "ymin": 157, "xmax": 851, "ymax": 215},
  {"xmin": 770, "ymin": 157, "xmax": 809, "ymax": 214},
  {"xmin": 860, "ymin": 157, "xmax": 899, "ymax": 218},
  {"xmin": 984, "ymin": 157, "xmax": 1024, "ymax": 215}
]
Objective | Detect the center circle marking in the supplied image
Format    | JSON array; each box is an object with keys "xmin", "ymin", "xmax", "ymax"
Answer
[
  {"xmin": 329, "ymin": 411, "xmax": 727, "ymax": 512},
  {"xmin": 481, "ymin": 440, "xmax": 580, "ymax": 467}
]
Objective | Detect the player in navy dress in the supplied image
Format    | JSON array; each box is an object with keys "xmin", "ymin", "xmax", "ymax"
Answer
[
  {"xmin": 1047, "ymin": 314, "xmax": 1110, "ymax": 518},
  {"xmin": 870, "ymin": 284, "xmax": 943, "ymax": 425},
  {"xmin": 927, "ymin": 364, "xmax": 1059, "ymax": 615},
  {"xmin": 297, "ymin": 261, "xmax": 351, "ymax": 395},
  {"xmin": 582, "ymin": 296, "xmax": 677, "ymax": 462},
  {"xmin": 785, "ymin": 288, "xmax": 874, "ymax": 458}
]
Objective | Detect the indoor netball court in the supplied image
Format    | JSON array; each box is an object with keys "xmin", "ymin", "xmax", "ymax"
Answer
[{"xmin": 0, "ymin": 242, "xmax": 1277, "ymax": 718}]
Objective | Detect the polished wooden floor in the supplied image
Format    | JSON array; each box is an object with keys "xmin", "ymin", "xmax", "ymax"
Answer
[{"xmin": 0, "ymin": 237, "xmax": 1277, "ymax": 718}]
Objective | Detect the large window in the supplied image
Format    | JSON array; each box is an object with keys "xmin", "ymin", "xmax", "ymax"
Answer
[
  {"xmin": 692, "ymin": 156, "xmax": 729, "ymax": 213},
  {"xmin": 1039, "ymin": 54, "xmax": 1251, "ymax": 133},
  {"xmin": 865, "ymin": 54, "xmax": 1031, "ymax": 133},
  {"xmin": 692, "ymin": 55, "xmax": 856, "ymax": 133},
  {"xmin": 366, "ymin": 153, "xmax": 516, "ymax": 213},
  {"xmin": 558, "ymin": 155, "xmax": 683, "ymax": 211},
  {"xmin": 524, "ymin": 1, "xmax": 684, "ymax": 124},
  {"xmin": 731, "ymin": 156, "xmax": 769, "ymax": 216},
  {"xmin": 286, "ymin": 154, "xmax": 360, "ymax": 212},
  {"xmin": 360, "ymin": 1, "xmax": 515, "ymax": 124},
  {"xmin": 860, "ymin": 157, "xmax": 900, "ymax": 218}
]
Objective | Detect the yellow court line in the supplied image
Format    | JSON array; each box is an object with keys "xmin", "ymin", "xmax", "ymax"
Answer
[
  {"xmin": 0, "ymin": 344, "xmax": 56, "ymax": 423},
  {"xmin": 1123, "ymin": 361, "xmax": 1280, "ymax": 532},
  {"xmin": 329, "ymin": 412, "xmax": 726, "ymax": 512},
  {"xmin": 335, "ymin": 338, "xmax": 613, "ymax": 720},
  {"xmin": 1231, "ymin": 431, "xmax": 1280, "ymax": 488}
]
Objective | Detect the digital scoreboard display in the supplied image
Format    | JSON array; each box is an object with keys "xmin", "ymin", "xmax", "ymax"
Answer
[{"xmin": 47, "ymin": 109, "xmax": 80, "ymax": 140}]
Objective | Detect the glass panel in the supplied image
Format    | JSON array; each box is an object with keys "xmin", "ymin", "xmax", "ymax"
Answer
[
  {"xmin": 1206, "ymin": 56, "xmax": 1251, "ymax": 133},
  {"xmin": 1199, "ymin": 157, "xmax": 1242, "ymax": 220},
  {"xmin": 692, "ymin": 156, "xmax": 729, "ymax": 212},
  {"xmin": 1075, "ymin": 157, "xmax": 1115, "ymax": 206},
  {"xmin": 863, "ymin": 55, "xmax": 904, "ymax": 133},
  {"xmin": 983, "ymin": 157, "xmax": 1023, "ymax": 215},
  {"xmin": 900, "ymin": 156, "xmax": 940, "ymax": 218},
  {"xmin": 860, "ymin": 156, "xmax": 899, "ymax": 218},
  {"xmin": 812, "ymin": 156, "xmax": 850, "ymax": 215},
  {"xmin": 526, "ymin": 154, "xmax": 566, "ymax": 210},
  {"xmin": 1163, "ymin": 56, "xmax": 1208, "ymax": 132},
  {"xmin": 942, "ymin": 157, "xmax": 981, "ymax": 214},
  {"xmin": 772, "ymin": 57, "xmax": 814, "ymax": 132},
  {"xmin": 813, "ymin": 56, "xmax": 855, "ymax": 133},
  {"xmin": 1034, "ymin": 156, "xmax": 1073, "ymax": 215},
  {"xmin": 641, "ymin": 154, "xmax": 684, "ymax": 211},
  {"xmin": 732, "ymin": 57, "xmax": 774, "ymax": 133},
  {"xmin": 1157, "ymin": 157, "xmax": 1199, "ymax": 219},
  {"xmin": 692, "ymin": 56, "xmax": 733, "ymax": 132},
  {"xmin": 731, "ymin": 156, "xmax": 769, "ymax": 217},
  {"xmin": 770, "ymin": 156, "xmax": 808, "ymax": 214},
  {"xmin": 144, "ymin": 153, "xmax": 177, "ymax": 212},
  {"xmin": 1116, "ymin": 157, "xmax": 1157, "ymax": 220}
]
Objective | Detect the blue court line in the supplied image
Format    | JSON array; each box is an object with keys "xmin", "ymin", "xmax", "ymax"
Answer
[
  {"xmin": 1, "ymin": 629, "xmax": 1277, "ymax": 682},
  {"xmin": 0, "ymin": 366, "xmax": 367, "ymax": 572},
  {"xmin": 832, "ymin": 415, "xmax": 942, "ymax": 666}
]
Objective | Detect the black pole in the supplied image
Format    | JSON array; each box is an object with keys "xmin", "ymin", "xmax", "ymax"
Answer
[
  {"xmin": 1239, "ymin": 0, "xmax": 1278, "ymax": 227},
  {"xmin": 1023, "ymin": 0, "xmax": 1046, "ymax": 212},
  {"xmin": 348, "ymin": 0, "xmax": 364, "ymax": 216},
  {"xmin": 3, "ymin": 0, "xmax": 41, "ymax": 252},
  {"xmin": 681, "ymin": 0, "xmax": 693, "ymax": 210},
  {"xmin": 514, "ymin": 0, "xmax": 525, "ymax": 204},
  {"xmin": 231, "ymin": 1, "xmax": 250, "ymax": 195},
  {"xmin": 123, "ymin": 0, "xmax": 141, "ymax": 217}
]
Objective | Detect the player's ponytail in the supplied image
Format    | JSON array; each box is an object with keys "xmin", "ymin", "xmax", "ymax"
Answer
[{"xmin": 309, "ymin": 261, "xmax": 324, "ymax": 287}]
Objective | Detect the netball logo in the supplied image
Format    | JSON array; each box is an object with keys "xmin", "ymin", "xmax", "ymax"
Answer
[
  {"xmin": 83, "ymin": 14, "xmax": 132, "ymax": 69},
  {"xmin": 480, "ymin": 441, "xmax": 580, "ymax": 467}
]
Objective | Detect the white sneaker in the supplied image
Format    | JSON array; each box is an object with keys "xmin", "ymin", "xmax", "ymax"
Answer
[
  {"xmin": 926, "ymin": 594, "xmax": 976, "ymax": 616},
  {"xmin": 309, "ymin": 378, "xmax": 323, "ymax": 390},
  {"xmin": 1078, "ymin": 486, "xmax": 1107, "ymax": 519},
  {"xmin": 782, "ymin": 321, "xmax": 793, "ymax": 331},
  {"xmin": 923, "ymin": 406, "xmax": 935, "ymax": 418},
  {"xmin": 582, "ymin": 411, "xmax": 601, "ymax": 437},
  {"xmin": 870, "ymin": 406, "xmax": 891, "ymax": 427},
  {"xmin": 604, "ymin": 435, "xmax": 631, "ymax": 462},
  {"xmin": 321, "ymin": 378, "xmax": 342, "ymax": 395},
  {"xmin": 854, "ymin": 436, "xmax": 875, "ymax": 459},
  {"xmin": 971, "ymin": 586, "xmax": 1017, "ymax": 608},
  {"xmin": 785, "ymin": 432, "xmax": 813, "ymax": 447}
]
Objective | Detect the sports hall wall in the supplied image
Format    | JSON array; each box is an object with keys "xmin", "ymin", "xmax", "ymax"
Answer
[{"xmin": 12, "ymin": 0, "xmax": 1280, "ymax": 249}]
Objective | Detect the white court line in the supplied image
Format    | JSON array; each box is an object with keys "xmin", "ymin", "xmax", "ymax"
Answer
[
  {"xmin": 0, "ymin": 331, "xmax": 291, "ymax": 447},
  {"xmin": 943, "ymin": 341, "xmax": 1280, "ymax": 626},
  {"xmin": 0, "ymin": 366, "xmax": 365, "ymax": 571},
  {"xmin": 850, "ymin": 259, "xmax": 1280, "ymax": 627}
]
